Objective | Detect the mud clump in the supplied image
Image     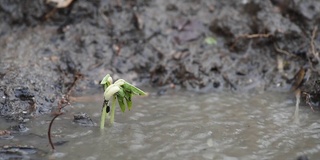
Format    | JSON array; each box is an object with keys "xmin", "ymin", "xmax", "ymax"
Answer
[
  {"xmin": 1, "ymin": 0, "xmax": 320, "ymax": 120},
  {"xmin": 0, "ymin": 145, "xmax": 47, "ymax": 159},
  {"xmin": 73, "ymin": 112, "xmax": 95, "ymax": 127}
]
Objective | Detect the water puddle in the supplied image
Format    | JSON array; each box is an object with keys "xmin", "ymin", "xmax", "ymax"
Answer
[{"xmin": 1, "ymin": 90, "xmax": 320, "ymax": 159}]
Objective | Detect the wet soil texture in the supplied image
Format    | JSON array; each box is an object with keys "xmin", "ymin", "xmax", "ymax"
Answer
[{"xmin": 1, "ymin": 0, "xmax": 320, "ymax": 120}]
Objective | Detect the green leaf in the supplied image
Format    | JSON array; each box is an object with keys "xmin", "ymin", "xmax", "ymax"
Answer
[
  {"xmin": 122, "ymin": 82, "xmax": 146, "ymax": 96},
  {"xmin": 100, "ymin": 74, "xmax": 113, "ymax": 90},
  {"xmin": 117, "ymin": 95, "xmax": 126, "ymax": 112},
  {"xmin": 116, "ymin": 89, "xmax": 126, "ymax": 112},
  {"xmin": 204, "ymin": 37, "xmax": 217, "ymax": 45},
  {"xmin": 125, "ymin": 93, "xmax": 132, "ymax": 110},
  {"xmin": 100, "ymin": 74, "xmax": 110, "ymax": 85}
]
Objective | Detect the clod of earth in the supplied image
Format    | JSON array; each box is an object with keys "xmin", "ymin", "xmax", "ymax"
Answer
[
  {"xmin": 0, "ymin": 145, "xmax": 47, "ymax": 159},
  {"xmin": 73, "ymin": 112, "xmax": 95, "ymax": 127}
]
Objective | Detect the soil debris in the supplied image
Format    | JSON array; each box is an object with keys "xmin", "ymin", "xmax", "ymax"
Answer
[{"xmin": 0, "ymin": 0, "xmax": 320, "ymax": 119}]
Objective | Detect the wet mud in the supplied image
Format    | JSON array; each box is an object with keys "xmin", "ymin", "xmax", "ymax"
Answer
[{"xmin": 1, "ymin": 0, "xmax": 320, "ymax": 120}]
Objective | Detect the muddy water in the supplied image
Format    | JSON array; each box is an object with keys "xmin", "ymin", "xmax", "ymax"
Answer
[{"xmin": 2, "ymin": 90, "xmax": 320, "ymax": 159}]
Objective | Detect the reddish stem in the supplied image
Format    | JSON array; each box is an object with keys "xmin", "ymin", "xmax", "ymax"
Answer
[{"xmin": 48, "ymin": 113, "xmax": 63, "ymax": 150}]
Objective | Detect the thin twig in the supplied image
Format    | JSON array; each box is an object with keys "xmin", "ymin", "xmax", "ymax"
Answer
[
  {"xmin": 273, "ymin": 43, "xmax": 297, "ymax": 57},
  {"xmin": 48, "ymin": 113, "xmax": 63, "ymax": 150},
  {"xmin": 310, "ymin": 26, "xmax": 319, "ymax": 61},
  {"xmin": 309, "ymin": 26, "xmax": 320, "ymax": 73},
  {"xmin": 66, "ymin": 73, "xmax": 83, "ymax": 96},
  {"xmin": 231, "ymin": 33, "xmax": 272, "ymax": 49},
  {"xmin": 43, "ymin": 8, "xmax": 57, "ymax": 20},
  {"xmin": 222, "ymin": 73, "xmax": 237, "ymax": 90},
  {"xmin": 47, "ymin": 73, "xmax": 82, "ymax": 150},
  {"xmin": 237, "ymin": 33, "xmax": 271, "ymax": 39}
]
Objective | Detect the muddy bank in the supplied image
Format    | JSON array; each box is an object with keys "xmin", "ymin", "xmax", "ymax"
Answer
[{"xmin": 0, "ymin": 0, "xmax": 320, "ymax": 120}]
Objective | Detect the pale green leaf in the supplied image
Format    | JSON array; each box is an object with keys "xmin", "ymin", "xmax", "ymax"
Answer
[{"xmin": 204, "ymin": 37, "xmax": 217, "ymax": 45}]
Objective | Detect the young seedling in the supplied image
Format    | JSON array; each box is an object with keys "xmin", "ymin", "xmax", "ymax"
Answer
[
  {"xmin": 100, "ymin": 74, "xmax": 146, "ymax": 129},
  {"xmin": 100, "ymin": 74, "xmax": 113, "ymax": 128}
]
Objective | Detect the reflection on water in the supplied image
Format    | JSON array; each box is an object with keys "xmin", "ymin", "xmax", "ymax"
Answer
[{"xmin": 1, "ymin": 90, "xmax": 320, "ymax": 159}]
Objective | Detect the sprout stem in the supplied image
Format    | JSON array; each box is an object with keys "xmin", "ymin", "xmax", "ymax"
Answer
[
  {"xmin": 110, "ymin": 96, "xmax": 117, "ymax": 124},
  {"xmin": 100, "ymin": 103, "xmax": 107, "ymax": 129}
]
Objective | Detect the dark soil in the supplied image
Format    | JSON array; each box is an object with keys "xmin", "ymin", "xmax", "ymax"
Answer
[{"xmin": 1, "ymin": 0, "xmax": 320, "ymax": 121}]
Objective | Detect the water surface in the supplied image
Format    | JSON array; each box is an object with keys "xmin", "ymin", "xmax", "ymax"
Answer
[{"xmin": 1, "ymin": 91, "xmax": 320, "ymax": 160}]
